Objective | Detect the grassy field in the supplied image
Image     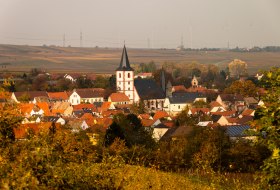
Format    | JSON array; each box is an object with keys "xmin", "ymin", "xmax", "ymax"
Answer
[{"xmin": 0, "ymin": 44, "xmax": 279, "ymax": 74}]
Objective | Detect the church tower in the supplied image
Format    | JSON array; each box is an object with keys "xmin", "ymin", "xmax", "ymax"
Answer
[
  {"xmin": 191, "ymin": 75, "xmax": 198, "ymax": 88},
  {"xmin": 116, "ymin": 45, "xmax": 134, "ymax": 102}
]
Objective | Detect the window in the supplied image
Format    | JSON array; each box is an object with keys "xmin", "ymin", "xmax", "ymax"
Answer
[
  {"xmin": 128, "ymin": 73, "xmax": 130, "ymax": 78},
  {"xmin": 128, "ymin": 81, "xmax": 130, "ymax": 85},
  {"xmin": 119, "ymin": 73, "xmax": 121, "ymax": 78},
  {"xmin": 178, "ymin": 105, "xmax": 181, "ymax": 109},
  {"xmin": 119, "ymin": 82, "xmax": 121, "ymax": 85},
  {"xmin": 128, "ymin": 87, "xmax": 130, "ymax": 90}
]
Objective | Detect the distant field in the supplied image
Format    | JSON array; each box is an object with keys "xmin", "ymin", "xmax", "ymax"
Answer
[{"xmin": 0, "ymin": 44, "xmax": 279, "ymax": 74}]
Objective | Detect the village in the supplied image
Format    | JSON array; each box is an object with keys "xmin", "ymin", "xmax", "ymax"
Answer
[{"xmin": 1, "ymin": 46, "xmax": 265, "ymax": 143}]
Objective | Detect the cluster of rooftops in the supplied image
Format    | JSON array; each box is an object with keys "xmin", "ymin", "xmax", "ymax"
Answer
[{"xmin": 0, "ymin": 46, "xmax": 264, "ymax": 142}]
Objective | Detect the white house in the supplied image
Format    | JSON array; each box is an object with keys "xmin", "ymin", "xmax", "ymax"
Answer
[
  {"xmin": 163, "ymin": 92, "xmax": 207, "ymax": 115},
  {"xmin": 64, "ymin": 74, "xmax": 76, "ymax": 82},
  {"xmin": 69, "ymin": 89, "xmax": 105, "ymax": 105},
  {"xmin": 108, "ymin": 92, "xmax": 130, "ymax": 105},
  {"xmin": 69, "ymin": 90, "xmax": 81, "ymax": 105}
]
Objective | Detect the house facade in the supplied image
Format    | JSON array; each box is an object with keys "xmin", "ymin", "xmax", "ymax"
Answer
[{"xmin": 163, "ymin": 92, "xmax": 207, "ymax": 115}]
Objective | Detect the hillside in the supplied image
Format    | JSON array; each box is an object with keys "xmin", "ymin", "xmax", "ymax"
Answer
[{"xmin": 0, "ymin": 44, "xmax": 280, "ymax": 74}]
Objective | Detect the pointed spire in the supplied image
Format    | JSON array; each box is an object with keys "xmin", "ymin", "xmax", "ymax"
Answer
[
  {"xmin": 116, "ymin": 45, "xmax": 134, "ymax": 71},
  {"xmin": 161, "ymin": 68, "xmax": 166, "ymax": 93}
]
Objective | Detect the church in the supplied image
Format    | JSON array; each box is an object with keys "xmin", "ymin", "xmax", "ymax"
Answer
[{"xmin": 116, "ymin": 46, "xmax": 165, "ymax": 111}]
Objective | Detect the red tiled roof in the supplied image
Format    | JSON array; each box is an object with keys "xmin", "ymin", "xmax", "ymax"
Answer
[
  {"xmin": 141, "ymin": 119, "xmax": 155, "ymax": 127},
  {"xmin": 186, "ymin": 86, "xmax": 208, "ymax": 93},
  {"xmin": 138, "ymin": 114, "xmax": 151, "ymax": 120},
  {"xmin": 190, "ymin": 108, "xmax": 210, "ymax": 115},
  {"xmin": 48, "ymin": 92, "xmax": 69, "ymax": 100},
  {"xmin": 102, "ymin": 110, "xmax": 123, "ymax": 117},
  {"xmin": 19, "ymin": 103, "xmax": 34, "ymax": 115},
  {"xmin": 37, "ymin": 102, "xmax": 51, "ymax": 116},
  {"xmin": 81, "ymin": 113, "xmax": 96, "ymax": 126},
  {"xmin": 100, "ymin": 102, "xmax": 113, "ymax": 112},
  {"xmin": 75, "ymin": 88, "xmax": 104, "ymax": 98},
  {"xmin": 237, "ymin": 116, "xmax": 254, "ymax": 125},
  {"xmin": 241, "ymin": 109, "xmax": 254, "ymax": 116},
  {"xmin": 109, "ymin": 93, "xmax": 130, "ymax": 102},
  {"xmin": 73, "ymin": 104, "xmax": 96, "ymax": 111},
  {"xmin": 153, "ymin": 111, "xmax": 169, "ymax": 121},
  {"xmin": 211, "ymin": 111, "xmax": 236, "ymax": 117},
  {"xmin": 210, "ymin": 101, "xmax": 222, "ymax": 108},
  {"xmin": 172, "ymin": 85, "xmax": 187, "ymax": 92},
  {"xmin": 227, "ymin": 117, "xmax": 238, "ymax": 124},
  {"xmin": 162, "ymin": 121, "xmax": 175, "ymax": 128}
]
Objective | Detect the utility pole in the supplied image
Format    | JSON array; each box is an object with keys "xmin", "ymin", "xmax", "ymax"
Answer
[
  {"xmin": 63, "ymin": 34, "xmax": 65, "ymax": 47},
  {"xmin": 80, "ymin": 31, "xmax": 83, "ymax": 47}
]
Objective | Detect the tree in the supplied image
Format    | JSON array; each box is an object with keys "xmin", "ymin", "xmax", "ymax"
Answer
[
  {"xmin": 192, "ymin": 100, "xmax": 209, "ymax": 108},
  {"xmin": 93, "ymin": 76, "xmax": 110, "ymax": 89},
  {"xmin": 228, "ymin": 59, "xmax": 248, "ymax": 78},
  {"xmin": 252, "ymin": 67, "xmax": 280, "ymax": 189},
  {"xmin": 55, "ymin": 78, "xmax": 75, "ymax": 91},
  {"xmin": 32, "ymin": 75, "xmax": 48, "ymax": 91},
  {"xmin": 104, "ymin": 114, "xmax": 155, "ymax": 148},
  {"xmin": 184, "ymin": 126, "xmax": 231, "ymax": 171},
  {"xmin": 76, "ymin": 76, "xmax": 94, "ymax": 88},
  {"xmin": 0, "ymin": 89, "xmax": 22, "ymax": 147},
  {"xmin": 224, "ymin": 80, "xmax": 258, "ymax": 97},
  {"xmin": 192, "ymin": 68, "xmax": 201, "ymax": 77},
  {"xmin": 30, "ymin": 68, "xmax": 42, "ymax": 77},
  {"xmin": 153, "ymin": 69, "xmax": 173, "ymax": 87},
  {"xmin": 130, "ymin": 101, "xmax": 147, "ymax": 115}
]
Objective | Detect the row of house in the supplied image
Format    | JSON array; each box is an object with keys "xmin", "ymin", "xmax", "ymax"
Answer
[
  {"xmin": 7, "ymin": 46, "xmax": 264, "ymax": 143},
  {"xmin": 10, "ymin": 90, "xmax": 262, "ymax": 142}
]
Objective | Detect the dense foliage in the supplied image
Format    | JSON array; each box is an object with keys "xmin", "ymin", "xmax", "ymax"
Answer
[{"xmin": 253, "ymin": 67, "xmax": 280, "ymax": 189}]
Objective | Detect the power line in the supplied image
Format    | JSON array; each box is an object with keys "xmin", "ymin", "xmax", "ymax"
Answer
[
  {"xmin": 80, "ymin": 31, "xmax": 83, "ymax": 47},
  {"xmin": 63, "ymin": 34, "xmax": 65, "ymax": 47}
]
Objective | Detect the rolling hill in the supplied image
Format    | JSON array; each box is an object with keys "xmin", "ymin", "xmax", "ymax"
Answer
[{"xmin": 0, "ymin": 44, "xmax": 279, "ymax": 74}]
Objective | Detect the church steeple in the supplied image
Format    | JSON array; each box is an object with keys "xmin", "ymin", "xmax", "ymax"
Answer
[
  {"xmin": 115, "ymin": 45, "xmax": 135, "ymax": 103},
  {"xmin": 161, "ymin": 68, "xmax": 166, "ymax": 93},
  {"xmin": 116, "ymin": 45, "xmax": 134, "ymax": 71}
]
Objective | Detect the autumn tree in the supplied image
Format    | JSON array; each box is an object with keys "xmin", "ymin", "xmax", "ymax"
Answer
[
  {"xmin": 93, "ymin": 75, "xmax": 110, "ymax": 89},
  {"xmin": 32, "ymin": 75, "xmax": 48, "ymax": 91},
  {"xmin": 76, "ymin": 76, "xmax": 94, "ymax": 88},
  {"xmin": 104, "ymin": 114, "xmax": 155, "ymax": 148},
  {"xmin": 0, "ymin": 89, "xmax": 22, "ymax": 147},
  {"xmin": 228, "ymin": 59, "xmax": 248, "ymax": 78},
  {"xmin": 130, "ymin": 101, "xmax": 147, "ymax": 115},
  {"xmin": 253, "ymin": 67, "xmax": 280, "ymax": 189},
  {"xmin": 224, "ymin": 80, "xmax": 258, "ymax": 97}
]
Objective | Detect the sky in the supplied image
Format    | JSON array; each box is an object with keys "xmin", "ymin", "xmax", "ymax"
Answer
[{"xmin": 0, "ymin": 0, "xmax": 279, "ymax": 48}]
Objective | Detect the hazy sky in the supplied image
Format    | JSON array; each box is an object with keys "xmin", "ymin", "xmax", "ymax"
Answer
[{"xmin": 0, "ymin": 0, "xmax": 279, "ymax": 48}]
